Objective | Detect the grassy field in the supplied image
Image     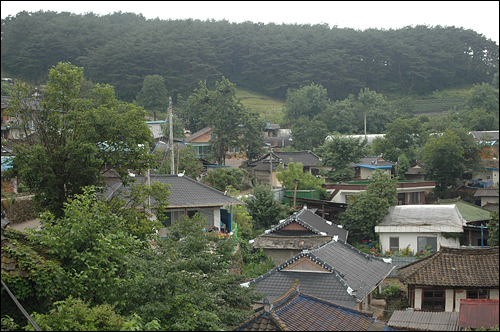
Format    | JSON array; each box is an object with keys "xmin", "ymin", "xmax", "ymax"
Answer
[
  {"xmin": 235, "ymin": 87, "xmax": 285, "ymax": 124},
  {"xmin": 412, "ymin": 98, "xmax": 466, "ymax": 115}
]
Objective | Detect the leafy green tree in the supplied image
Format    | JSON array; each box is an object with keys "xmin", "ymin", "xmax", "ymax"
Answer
[
  {"xmin": 161, "ymin": 115, "xmax": 185, "ymax": 138},
  {"xmin": 276, "ymin": 161, "xmax": 327, "ymax": 198},
  {"xmin": 396, "ymin": 153, "xmax": 410, "ymax": 180},
  {"xmin": 1, "ymin": 81, "xmax": 13, "ymax": 96},
  {"xmin": 232, "ymin": 205, "xmax": 255, "ymax": 240},
  {"xmin": 283, "ymin": 83, "xmax": 330, "ymax": 122},
  {"xmin": 467, "ymin": 83, "xmax": 499, "ymax": 115},
  {"xmin": 201, "ymin": 167, "xmax": 250, "ymax": 191},
  {"xmin": 136, "ymin": 75, "xmax": 168, "ymax": 121},
  {"xmin": 8, "ymin": 62, "xmax": 155, "ymax": 218},
  {"xmin": 315, "ymin": 133, "xmax": 368, "ymax": 182},
  {"xmin": 290, "ymin": 117, "xmax": 328, "ymax": 150},
  {"xmin": 422, "ymin": 129, "xmax": 482, "ymax": 198},
  {"xmin": 179, "ymin": 78, "xmax": 263, "ymax": 165},
  {"xmin": 115, "ymin": 214, "xmax": 262, "ymax": 331},
  {"xmin": 157, "ymin": 145, "xmax": 203, "ymax": 179},
  {"xmin": 341, "ymin": 169, "xmax": 397, "ymax": 240},
  {"xmin": 26, "ymin": 187, "xmax": 145, "ymax": 304},
  {"xmin": 245, "ymin": 183, "xmax": 289, "ymax": 231},
  {"xmin": 488, "ymin": 203, "xmax": 499, "ymax": 246}
]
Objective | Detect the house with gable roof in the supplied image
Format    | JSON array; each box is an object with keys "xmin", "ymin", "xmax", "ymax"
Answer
[
  {"xmin": 244, "ymin": 237, "xmax": 395, "ymax": 313},
  {"xmin": 244, "ymin": 150, "xmax": 327, "ymax": 188},
  {"xmin": 233, "ymin": 280, "xmax": 386, "ymax": 331},
  {"xmin": 375, "ymin": 205, "xmax": 466, "ymax": 255},
  {"xmin": 397, "ymin": 246, "xmax": 499, "ymax": 312},
  {"xmin": 103, "ymin": 174, "xmax": 244, "ymax": 236},
  {"xmin": 253, "ymin": 207, "xmax": 348, "ymax": 265}
]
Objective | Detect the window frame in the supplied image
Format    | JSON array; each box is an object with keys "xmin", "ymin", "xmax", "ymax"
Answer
[{"xmin": 421, "ymin": 289, "xmax": 445, "ymax": 311}]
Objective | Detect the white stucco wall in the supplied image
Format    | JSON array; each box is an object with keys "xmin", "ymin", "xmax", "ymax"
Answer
[
  {"xmin": 377, "ymin": 231, "xmax": 460, "ymax": 254},
  {"xmin": 360, "ymin": 168, "xmax": 391, "ymax": 180}
]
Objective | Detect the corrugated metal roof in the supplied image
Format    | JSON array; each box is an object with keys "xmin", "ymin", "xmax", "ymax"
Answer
[
  {"xmin": 438, "ymin": 201, "xmax": 492, "ymax": 223},
  {"xmin": 378, "ymin": 205, "xmax": 465, "ymax": 228},
  {"xmin": 388, "ymin": 310, "xmax": 459, "ymax": 331},
  {"xmin": 458, "ymin": 299, "xmax": 499, "ymax": 329}
]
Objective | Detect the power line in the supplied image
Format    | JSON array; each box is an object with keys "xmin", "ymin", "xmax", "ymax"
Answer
[{"xmin": 1, "ymin": 280, "xmax": 41, "ymax": 331}]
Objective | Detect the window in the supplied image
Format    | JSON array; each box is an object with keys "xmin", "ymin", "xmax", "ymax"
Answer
[
  {"xmin": 398, "ymin": 193, "xmax": 406, "ymax": 205},
  {"xmin": 162, "ymin": 210, "xmax": 186, "ymax": 227},
  {"xmin": 467, "ymin": 289, "xmax": 489, "ymax": 299},
  {"xmin": 418, "ymin": 236, "xmax": 437, "ymax": 252},
  {"xmin": 422, "ymin": 289, "xmax": 445, "ymax": 311},
  {"xmin": 408, "ymin": 192, "xmax": 421, "ymax": 204},
  {"xmin": 389, "ymin": 237, "xmax": 399, "ymax": 253}
]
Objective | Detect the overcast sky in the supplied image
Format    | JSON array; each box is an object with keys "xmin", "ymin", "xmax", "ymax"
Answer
[{"xmin": 2, "ymin": 1, "xmax": 499, "ymax": 44}]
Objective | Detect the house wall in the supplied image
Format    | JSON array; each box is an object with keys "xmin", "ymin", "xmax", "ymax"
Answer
[
  {"xmin": 147, "ymin": 122, "xmax": 166, "ymax": 139},
  {"xmin": 481, "ymin": 196, "xmax": 499, "ymax": 207},
  {"xmin": 359, "ymin": 168, "xmax": 391, "ymax": 180},
  {"xmin": 263, "ymin": 249, "xmax": 302, "ymax": 266},
  {"xmin": 377, "ymin": 231, "xmax": 460, "ymax": 254},
  {"xmin": 412, "ymin": 287, "xmax": 500, "ymax": 312},
  {"xmin": 474, "ymin": 169, "xmax": 499, "ymax": 186},
  {"xmin": 253, "ymin": 170, "xmax": 281, "ymax": 188}
]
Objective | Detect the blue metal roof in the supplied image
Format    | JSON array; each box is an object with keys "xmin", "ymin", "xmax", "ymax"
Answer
[
  {"xmin": 355, "ymin": 164, "xmax": 393, "ymax": 170},
  {"xmin": 1, "ymin": 156, "xmax": 13, "ymax": 171}
]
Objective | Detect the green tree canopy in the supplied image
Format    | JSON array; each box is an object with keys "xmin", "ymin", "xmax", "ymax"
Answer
[
  {"xmin": 276, "ymin": 161, "xmax": 328, "ymax": 198},
  {"xmin": 340, "ymin": 169, "xmax": 397, "ymax": 240},
  {"xmin": 283, "ymin": 83, "xmax": 330, "ymax": 122},
  {"xmin": 245, "ymin": 183, "xmax": 289, "ymax": 231},
  {"xmin": 8, "ymin": 62, "xmax": 155, "ymax": 218},
  {"xmin": 290, "ymin": 117, "xmax": 329, "ymax": 151},
  {"xmin": 135, "ymin": 75, "xmax": 168, "ymax": 121},
  {"xmin": 422, "ymin": 129, "xmax": 482, "ymax": 198},
  {"xmin": 315, "ymin": 133, "xmax": 368, "ymax": 182},
  {"xmin": 114, "ymin": 214, "xmax": 262, "ymax": 331},
  {"xmin": 200, "ymin": 167, "xmax": 250, "ymax": 191},
  {"xmin": 157, "ymin": 145, "xmax": 203, "ymax": 179},
  {"xmin": 179, "ymin": 77, "xmax": 263, "ymax": 165}
]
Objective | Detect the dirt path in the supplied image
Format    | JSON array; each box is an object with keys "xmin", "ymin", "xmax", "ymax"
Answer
[{"xmin": 8, "ymin": 218, "xmax": 41, "ymax": 231}]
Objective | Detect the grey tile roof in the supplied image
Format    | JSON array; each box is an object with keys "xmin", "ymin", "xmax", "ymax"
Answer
[
  {"xmin": 103, "ymin": 174, "xmax": 244, "ymax": 208},
  {"xmin": 264, "ymin": 208, "xmax": 347, "ymax": 241},
  {"xmin": 250, "ymin": 270, "xmax": 357, "ymax": 307},
  {"xmin": 236, "ymin": 280, "xmax": 386, "ymax": 331},
  {"xmin": 248, "ymin": 238, "xmax": 395, "ymax": 306},
  {"xmin": 388, "ymin": 311, "xmax": 459, "ymax": 331},
  {"xmin": 470, "ymin": 131, "xmax": 499, "ymax": 141},
  {"xmin": 247, "ymin": 151, "xmax": 322, "ymax": 170},
  {"xmin": 310, "ymin": 239, "xmax": 395, "ymax": 301}
]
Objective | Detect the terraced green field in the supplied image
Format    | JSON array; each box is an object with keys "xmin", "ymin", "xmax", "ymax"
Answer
[
  {"xmin": 412, "ymin": 98, "xmax": 466, "ymax": 115},
  {"xmin": 235, "ymin": 88, "xmax": 285, "ymax": 124}
]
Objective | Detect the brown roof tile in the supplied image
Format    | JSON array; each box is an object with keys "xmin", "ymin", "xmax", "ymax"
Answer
[{"xmin": 397, "ymin": 246, "xmax": 499, "ymax": 287}]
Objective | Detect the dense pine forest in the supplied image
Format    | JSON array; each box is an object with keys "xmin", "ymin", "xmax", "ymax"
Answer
[{"xmin": 2, "ymin": 11, "xmax": 498, "ymax": 102}]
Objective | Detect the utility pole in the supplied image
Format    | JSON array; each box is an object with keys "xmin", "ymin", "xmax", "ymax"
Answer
[
  {"xmin": 269, "ymin": 147, "xmax": 273, "ymax": 188},
  {"xmin": 168, "ymin": 96, "xmax": 174, "ymax": 174},
  {"xmin": 364, "ymin": 114, "xmax": 367, "ymax": 140}
]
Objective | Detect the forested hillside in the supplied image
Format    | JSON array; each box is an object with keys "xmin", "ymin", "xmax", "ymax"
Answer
[{"xmin": 2, "ymin": 11, "xmax": 498, "ymax": 102}]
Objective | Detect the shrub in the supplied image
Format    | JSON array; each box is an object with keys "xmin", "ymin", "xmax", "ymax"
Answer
[
  {"xmin": 25, "ymin": 296, "xmax": 124, "ymax": 331},
  {"xmin": 381, "ymin": 282, "xmax": 401, "ymax": 299}
]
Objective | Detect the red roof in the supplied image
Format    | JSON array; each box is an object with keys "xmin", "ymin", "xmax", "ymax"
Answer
[{"xmin": 458, "ymin": 299, "xmax": 499, "ymax": 329}]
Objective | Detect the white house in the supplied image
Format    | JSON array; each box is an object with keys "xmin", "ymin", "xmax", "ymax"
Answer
[
  {"xmin": 375, "ymin": 205, "xmax": 466, "ymax": 254},
  {"xmin": 146, "ymin": 120, "xmax": 168, "ymax": 139}
]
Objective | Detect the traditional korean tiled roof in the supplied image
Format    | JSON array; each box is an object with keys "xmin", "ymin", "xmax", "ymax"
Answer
[
  {"xmin": 103, "ymin": 174, "xmax": 244, "ymax": 208},
  {"xmin": 246, "ymin": 150, "xmax": 322, "ymax": 171},
  {"xmin": 397, "ymin": 246, "xmax": 499, "ymax": 287},
  {"xmin": 388, "ymin": 310, "xmax": 459, "ymax": 331},
  {"xmin": 247, "ymin": 238, "xmax": 394, "ymax": 306},
  {"xmin": 264, "ymin": 208, "xmax": 347, "ymax": 240},
  {"xmin": 234, "ymin": 280, "xmax": 386, "ymax": 331}
]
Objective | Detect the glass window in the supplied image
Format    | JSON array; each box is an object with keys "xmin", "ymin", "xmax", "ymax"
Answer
[
  {"xmin": 390, "ymin": 237, "xmax": 399, "ymax": 253},
  {"xmin": 467, "ymin": 289, "xmax": 489, "ymax": 299},
  {"xmin": 408, "ymin": 192, "xmax": 421, "ymax": 204},
  {"xmin": 422, "ymin": 289, "xmax": 445, "ymax": 311},
  {"xmin": 418, "ymin": 237, "xmax": 437, "ymax": 252}
]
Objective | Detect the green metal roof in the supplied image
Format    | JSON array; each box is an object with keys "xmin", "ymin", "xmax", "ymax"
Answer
[{"xmin": 438, "ymin": 200, "xmax": 492, "ymax": 222}]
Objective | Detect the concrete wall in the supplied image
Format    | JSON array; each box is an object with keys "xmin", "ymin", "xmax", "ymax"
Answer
[
  {"xmin": 378, "ymin": 232, "xmax": 460, "ymax": 254},
  {"xmin": 263, "ymin": 249, "xmax": 302, "ymax": 266},
  {"xmin": 359, "ymin": 168, "xmax": 391, "ymax": 180}
]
